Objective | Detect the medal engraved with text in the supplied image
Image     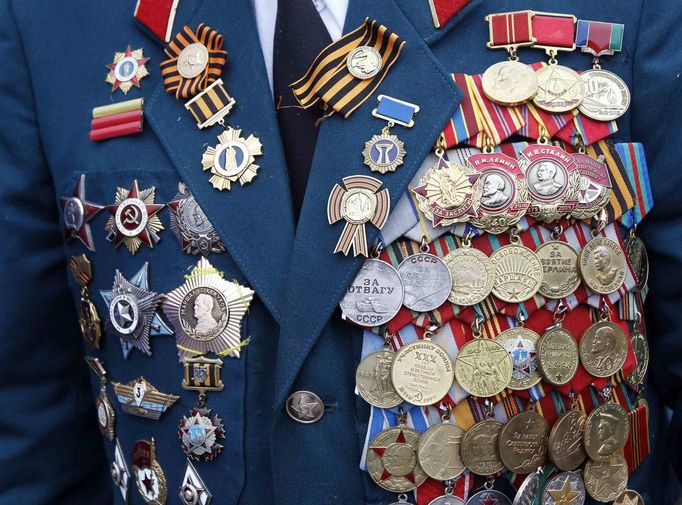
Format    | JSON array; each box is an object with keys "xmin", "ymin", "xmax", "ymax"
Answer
[
  {"xmin": 579, "ymin": 237, "xmax": 627, "ymax": 294},
  {"xmin": 455, "ymin": 339, "xmax": 512, "ymax": 397},
  {"xmin": 460, "ymin": 419, "xmax": 505, "ymax": 476},
  {"xmin": 482, "ymin": 60, "xmax": 539, "ymax": 106},
  {"xmin": 584, "ymin": 453, "xmax": 628, "ymax": 502},
  {"xmin": 536, "ymin": 241, "xmax": 581, "ymax": 299},
  {"xmin": 356, "ymin": 349, "xmax": 402, "ymax": 408},
  {"xmin": 397, "ymin": 253, "xmax": 452, "ymax": 312},
  {"xmin": 339, "ymin": 259, "xmax": 404, "ymax": 326},
  {"xmin": 533, "ymin": 64, "xmax": 584, "ymax": 113},
  {"xmin": 495, "ymin": 327, "xmax": 542, "ymax": 390},
  {"xmin": 571, "ymin": 153, "xmax": 613, "ymax": 220},
  {"xmin": 579, "ymin": 321, "xmax": 628, "ymax": 377},
  {"xmin": 417, "ymin": 420, "xmax": 465, "ymax": 481},
  {"xmin": 624, "ymin": 235, "xmax": 649, "ymax": 292},
  {"xmin": 541, "ymin": 471, "xmax": 587, "ymax": 505},
  {"xmin": 499, "ymin": 411, "xmax": 549, "ymax": 474},
  {"xmin": 537, "ymin": 327, "xmax": 579, "ymax": 386},
  {"xmin": 367, "ymin": 426, "xmax": 427, "ymax": 492},
  {"xmin": 391, "ymin": 340, "xmax": 454, "ymax": 406},
  {"xmin": 490, "ymin": 244, "xmax": 543, "ymax": 303},
  {"xmin": 548, "ymin": 410, "xmax": 587, "ymax": 471},
  {"xmin": 583, "ymin": 403, "xmax": 629, "ymax": 461},
  {"xmin": 443, "ymin": 247, "xmax": 494, "ymax": 306},
  {"xmin": 579, "ymin": 69, "xmax": 630, "ymax": 121}
]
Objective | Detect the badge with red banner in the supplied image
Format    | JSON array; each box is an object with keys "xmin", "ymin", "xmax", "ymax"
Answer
[{"xmin": 131, "ymin": 439, "xmax": 168, "ymax": 505}]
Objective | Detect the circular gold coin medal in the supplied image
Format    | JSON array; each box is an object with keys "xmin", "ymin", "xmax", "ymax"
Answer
[
  {"xmin": 443, "ymin": 242, "xmax": 494, "ymax": 306},
  {"xmin": 583, "ymin": 402, "xmax": 629, "ymax": 461},
  {"xmin": 571, "ymin": 152, "xmax": 613, "ymax": 220},
  {"xmin": 548, "ymin": 409, "xmax": 587, "ymax": 471},
  {"xmin": 536, "ymin": 239, "xmax": 581, "ymax": 299},
  {"xmin": 579, "ymin": 321, "xmax": 628, "ymax": 378},
  {"xmin": 367, "ymin": 425, "xmax": 428, "ymax": 492},
  {"xmin": 537, "ymin": 326, "xmax": 579, "ymax": 386},
  {"xmin": 533, "ymin": 63, "xmax": 584, "ymax": 113},
  {"xmin": 579, "ymin": 236, "xmax": 628, "ymax": 294},
  {"xmin": 613, "ymin": 490, "xmax": 645, "ymax": 505},
  {"xmin": 356, "ymin": 349, "xmax": 402, "ymax": 408},
  {"xmin": 460, "ymin": 419, "xmax": 505, "ymax": 476},
  {"xmin": 490, "ymin": 240, "xmax": 543, "ymax": 303},
  {"xmin": 494, "ymin": 327, "xmax": 542, "ymax": 390},
  {"xmin": 499, "ymin": 410, "xmax": 550, "ymax": 474},
  {"xmin": 584, "ymin": 452, "xmax": 628, "ymax": 502},
  {"xmin": 391, "ymin": 336, "xmax": 454, "ymax": 406},
  {"xmin": 455, "ymin": 338, "xmax": 512, "ymax": 397},
  {"xmin": 468, "ymin": 152, "xmax": 530, "ymax": 234},
  {"xmin": 417, "ymin": 419, "xmax": 465, "ymax": 481},
  {"xmin": 482, "ymin": 60, "xmax": 538, "ymax": 106},
  {"xmin": 519, "ymin": 144, "xmax": 581, "ymax": 223}
]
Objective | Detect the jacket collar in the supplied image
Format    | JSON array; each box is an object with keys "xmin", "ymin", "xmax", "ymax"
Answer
[{"xmin": 394, "ymin": 0, "xmax": 482, "ymax": 46}]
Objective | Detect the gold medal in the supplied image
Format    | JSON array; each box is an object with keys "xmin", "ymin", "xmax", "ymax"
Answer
[
  {"xmin": 498, "ymin": 410, "xmax": 549, "ymax": 474},
  {"xmin": 417, "ymin": 417, "xmax": 465, "ymax": 481},
  {"xmin": 202, "ymin": 127, "xmax": 263, "ymax": 191},
  {"xmin": 579, "ymin": 236, "xmax": 627, "ymax": 294},
  {"xmin": 613, "ymin": 490, "xmax": 645, "ymax": 505},
  {"xmin": 537, "ymin": 326, "xmax": 579, "ymax": 386},
  {"xmin": 583, "ymin": 402, "xmax": 630, "ymax": 461},
  {"xmin": 455, "ymin": 337, "xmax": 512, "ymax": 397},
  {"xmin": 443, "ymin": 239, "xmax": 494, "ymax": 306},
  {"xmin": 548, "ymin": 409, "xmax": 587, "ymax": 471},
  {"xmin": 367, "ymin": 424, "xmax": 428, "ymax": 492},
  {"xmin": 494, "ymin": 326, "xmax": 541, "ymax": 390},
  {"xmin": 579, "ymin": 320, "xmax": 628, "ymax": 378},
  {"xmin": 533, "ymin": 64, "xmax": 584, "ymax": 113},
  {"xmin": 490, "ymin": 235, "xmax": 543, "ymax": 303},
  {"xmin": 69, "ymin": 254, "xmax": 103, "ymax": 348},
  {"xmin": 536, "ymin": 238, "xmax": 581, "ymax": 299},
  {"xmin": 584, "ymin": 452, "xmax": 628, "ymax": 502},
  {"xmin": 356, "ymin": 349, "xmax": 402, "ymax": 408},
  {"xmin": 460, "ymin": 418, "xmax": 505, "ymax": 476},
  {"xmin": 625, "ymin": 320, "xmax": 649, "ymax": 388},
  {"xmin": 85, "ymin": 357, "xmax": 116, "ymax": 441}
]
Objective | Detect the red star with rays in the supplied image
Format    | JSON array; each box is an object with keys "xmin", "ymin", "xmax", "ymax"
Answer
[
  {"xmin": 106, "ymin": 180, "xmax": 164, "ymax": 250},
  {"xmin": 370, "ymin": 429, "xmax": 417, "ymax": 484},
  {"xmin": 60, "ymin": 174, "xmax": 104, "ymax": 251},
  {"xmin": 105, "ymin": 45, "xmax": 150, "ymax": 93}
]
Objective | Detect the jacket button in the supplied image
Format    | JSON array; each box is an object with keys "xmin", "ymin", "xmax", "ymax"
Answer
[{"xmin": 286, "ymin": 390, "xmax": 325, "ymax": 424}]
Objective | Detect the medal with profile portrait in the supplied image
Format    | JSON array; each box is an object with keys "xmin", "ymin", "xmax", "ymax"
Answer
[
  {"xmin": 583, "ymin": 402, "xmax": 629, "ymax": 461},
  {"xmin": 163, "ymin": 257, "xmax": 254, "ymax": 360},
  {"xmin": 579, "ymin": 236, "xmax": 627, "ymax": 295}
]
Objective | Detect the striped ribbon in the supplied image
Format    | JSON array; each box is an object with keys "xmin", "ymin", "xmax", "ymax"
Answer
[
  {"xmin": 291, "ymin": 19, "xmax": 405, "ymax": 118},
  {"xmin": 619, "ymin": 289, "xmax": 648, "ymax": 321},
  {"xmin": 556, "ymin": 112, "xmax": 619, "ymax": 146},
  {"xmin": 160, "ymin": 24, "xmax": 227, "ymax": 99},
  {"xmin": 616, "ymin": 143, "xmax": 653, "ymax": 228},
  {"xmin": 441, "ymin": 74, "xmax": 483, "ymax": 148}
]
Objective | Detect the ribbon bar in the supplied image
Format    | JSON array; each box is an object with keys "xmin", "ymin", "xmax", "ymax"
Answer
[
  {"xmin": 372, "ymin": 95, "xmax": 419, "ymax": 127},
  {"xmin": 576, "ymin": 20, "xmax": 624, "ymax": 56},
  {"xmin": 185, "ymin": 79, "xmax": 236, "ymax": 129},
  {"xmin": 486, "ymin": 11, "xmax": 535, "ymax": 49},
  {"xmin": 532, "ymin": 12, "xmax": 577, "ymax": 53}
]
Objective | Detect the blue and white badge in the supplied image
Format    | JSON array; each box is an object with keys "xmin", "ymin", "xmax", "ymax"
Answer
[{"xmin": 363, "ymin": 95, "xmax": 419, "ymax": 174}]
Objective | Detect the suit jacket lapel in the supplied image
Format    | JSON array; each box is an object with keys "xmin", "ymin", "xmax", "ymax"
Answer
[
  {"xmin": 273, "ymin": 0, "xmax": 463, "ymax": 406},
  {"xmin": 144, "ymin": 0, "xmax": 294, "ymax": 324}
]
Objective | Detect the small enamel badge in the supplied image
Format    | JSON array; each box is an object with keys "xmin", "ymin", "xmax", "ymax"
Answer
[
  {"xmin": 105, "ymin": 180, "xmax": 164, "ymax": 254},
  {"xmin": 106, "ymin": 45, "xmax": 150, "ymax": 94},
  {"xmin": 85, "ymin": 357, "xmax": 115, "ymax": 440},
  {"xmin": 113, "ymin": 377, "xmax": 180, "ymax": 420},
  {"xmin": 132, "ymin": 439, "xmax": 168, "ymax": 505},
  {"xmin": 60, "ymin": 174, "xmax": 104, "ymax": 251},
  {"xmin": 163, "ymin": 258, "xmax": 254, "ymax": 360},
  {"xmin": 202, "ymin": 127, "xmax": 263, "ymax": 191},
  {"xmin": 168, "ymin": 182, "xmax": 225, "ymax": 256},
  {"xmin": 69, "ymin": 255, "xmax": 103, "ymax": 348},
  {"xmin": 100, "ymin": 263, "xmax": 173, "ymax": 358},
  {"xmin": 179, "ymin": 460, "xmax": 212, "ymax": 505},
  {"xmin": 111, "ymin": 439, "xmax": 131, "ymax": 503}
]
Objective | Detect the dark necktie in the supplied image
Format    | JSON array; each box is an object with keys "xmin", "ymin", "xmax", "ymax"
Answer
[{"xmin": 273, "ymin": 0, "xmax": 332, "ymax": 219}]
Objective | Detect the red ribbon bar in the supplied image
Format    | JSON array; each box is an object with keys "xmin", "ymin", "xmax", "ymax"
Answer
[
  {"xmin": 428, "ymin": 0, "xmax": 472, "ymax": 29},
  {"xmin": 89, "ymin": 120, "xmax": 143, "ymax": 141},
  {"xmin": 487, "ymin": 11, "xmax": 534, "ymax": 47},
  {"xmin": 532, "ymin": 14, "xmax": 576, "ymax": 49},
  {"xmin": 133, "ymin": 0, "xmax": 180, "ymax": 43},
  {"xmin": 90, "ymin": 110, "xmax": 143, "ymax": 130}
]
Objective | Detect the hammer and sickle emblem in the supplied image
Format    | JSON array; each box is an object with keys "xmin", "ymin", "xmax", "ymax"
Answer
[{"xmin": 123, "ymin": 206, "xmax": 141, "ymax": 225}]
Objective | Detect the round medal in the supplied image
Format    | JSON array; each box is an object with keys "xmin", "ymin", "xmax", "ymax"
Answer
[
  {"xmin": 346, "ymin": 46, "xmax": 383, "ymax": 79},
  {"xmin": 571, "ymin": 153, "xmax": 613, "ymax": 220},
  {"xmin": 64, "ymin": 197, "xmax": 85, "ymax": 231},
  {"xmin": 537, "ymin": 327, "xmax": 579, "ymax": 386},
  {"xmin": 367, "ymin": 426, "xmax": 428, "ymax": 492},
  {"xmin": 624, "ymin": 234, "xmax": 649, "ymax": 291},
  {"xmin": 584, "ymin": 453, "xmax": 628, "ymax": 502},
  {"xmin": 178, "ymin": 43, "xmax": 209, "ymax": 78},
  {"xmin": 391, "ymin": 339, "xmax": 454, "ymax": 406},
  {"xmin": 499, "ymin": 411, "xmax": 549, "ymax": 474},
  {"xmin": 514, "ymin": 471, "xmax": 541, "ymax": 505},
  {"xmin": 536, "ymin": 241, "xmax": 581, "ymax": 299},
  {"xmin": 363, "ymin": 133, "xmax": 406, "ymax": 173},
  {"xmin": 533, "ymin": 64, "xmax": 584, "ymax": 113},
  {"xmin": 460, "ymin": 419, "xmax": 505, "ymax": 476},
  {"xmin": 625, "ymin": 327, "xmax": 649, "ymax": 387},
  {"xmin": 579, "ymin": 237, "xmax": 627, "ymax": 294},
  {"xmin": 548, "ymin": 410, "xmax": 587, "ymax": 471},
  {"xmin": 579, "ymin": 69, "xmax": 631, "ymax": 121},
  {"xmin": 613, "ymin": 490, "xmax": 645, "ymax": 505},
  {"xmin": 455, "ymin": 339, "xmax": 513, "ymax": 397},
  {"xmin": 466, "ymin": 490, "xmax": 512, "ymax": 505},
  {"xmin": 398, "ymin": 252, "xmax": 452, "ymax": 312},
  {"xmin": 583, "ymin": 403, "xmax": 629, "ymax": 461},
  {"xmin": 490, "ymin": 244, "xmax": 543, "ymax": 303},
  {"xmin": 356, "ymin": 349, "xmax": 403, "ymax": 408},
  {"xmin": 429, "ymin": 494, "xmax": 465, "ymax": 505},
  {"xmin": 114, "ymin": 56, "xmax": 140, "ymax": 83},
  {"xmin": 579, "ymin": 321, "xmax": 628, "ymax": 377},
  {"xmin": 495, "ymin": 327, "xmax": 542, "ymax": 390},
  {"xmin": 541, "ymin": 471, "xmax": 586, "ymax": 505},
  {"xmin": 417, "ymin": 421, "xmax": 465, "ymax": 481},
  {"xmin": 482, "ymin": 60, "xmax": 538, "ymax": 106},
  {"xmin": 443, "ymin": 247, "xmax": 495, "ymax": 306},
  {"xmin": 339, "ymin": 259, "xmax": 404, "ymax": 327}
]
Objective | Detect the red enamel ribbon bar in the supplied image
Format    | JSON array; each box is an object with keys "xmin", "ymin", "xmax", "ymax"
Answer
[
  {"xmin": 427, "ymin": 0, "xmax": 472, "ymax": 29},
  {"xmin": 532, "ymin": 13, "xmax": 577, "ymax": 50},
  {"xmin": 487, "ymin": 11, "xmax": 534, "ymax": 47},
  {"xmin": 134, "ymin": 0, "xmax": 180, "ymax": 43},
  {"xmin": 89, "ymin": 121, "xmax": 143, "ymax": 141},
  {"xmin": 90, "ymin": 110, "xmax": 143, "ymax": 130}
]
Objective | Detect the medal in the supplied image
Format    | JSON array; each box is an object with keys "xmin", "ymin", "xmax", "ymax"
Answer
[
  {"xmin": 163, "ymin": 257, "xmax": 254, "ymax": 359},
  {"xmin": 498, "ymin": 410, "xmax": 549, "ymax": 474},
  {"xmin": 443, "ymin": 237, "xmax": 494, "ymax": 306},
  {"xmin": 366, "ymin": 417, "xmax": 428, "ymax": 492},
  {"xmin": 466, "ymin": 489, "xmax": 512, "ymax": 505},
  {"xmin": 548, "ymin": 406, "xmax": 587, "ymax": 471},
  {"xmin": 537, "ymin": 325, "xmax": 579, "ymax": 386},
  {"xmin": 69, "ymin": 255, "xmax": 103, "ymax": 348},
  {"xmin": 530, "ymin": 13, "xmax": 584, "ymax": 113},
  {"xmin": 105, "ymin": 180, "xmax": 164, "ymax": 254},
  {"xmin": 179, "ymin": 357, "xmax": 226, "ymax": 461},
  {"xmin": 625, "ymin": 317, "xmax": 649, "ymax": 388},
  {"xmin": 514, "ymin": 468, "xmax": 542, "ymax": 505},
  {"xmin": 168, "ymin": 182, "xmax": 225, "ymax": 256},
  {"xmin": 613, "ymin": 490, "xmax": 645, "ymax": 505},
  {"xmin": 100, "ymin": 263, "xmax": 173, "ymax": 358},
  {"xmin": 327, "ymin": 175, "xmax": 391, "ymax": 257},
  {"xmin": 105, "ymin": 45, "xmax": 150, "ymax": 94},
  {"xmin": 579, "ymin": 319, "xmax": 628, "ymax": 377},
  {"xmin": 179, "ymin": 460, "xmax": 212, "ymax": 505},
  {"xmin": 584, "ymin": 452, "xmax": 628, "ymax": 502},
  {"xmin": 202, "ymin": 127, "xmax": 263, "ymax": 191},
  {"xmin": 390, "ymin": 327, "xmax": 454, "ymax": 406},
  {"xmin": 85, "ymin": 357, "xmax": 115, "ymax": 441},
  {"xmin": 482, "ymin": 11, "xmax": 538, "ymax": 106},
  {"xmin": 583, "ymin": 398, "xmax": 629, "ymax": 461},
  {"xmin": 489, "ymin": 230, "xmax": 543, "ymax": 303},
  {"xmin": 541, "ymin": 471, "xmax": 586, "ymax": 505},
  {"xmin": 397, "ymin": 242, "xmax": 452, "ymax": 312},
  {"xmin": 454, "ymin": 333, "xmax": 512, "ymax": 397},
  {"xmin": 111, "ymin": 438, "xmax": 131, "ymax": 503},
  {"xmin": 356, "ymin": 348, "xmax": 403, "ymax": 408},
  {"xmin": 535, "ymin": 229, "xmax": 581, "ymax": 299},
  {"xmin": 60, "ymin": 174, "xmax": 104, "ymax": 251},
  {"xmin": 579, "ymin": 236, "xmax": 627, "ymax": 294},
  {"xmin": 416, "ymin": 412, "xmax": 465, "ymax": 481},
  {"xmin": 494, "ymin": 326, "xmax": 542, "ymax": 390},
  {"xmin": 132, "ymin": 439, "xmax": 168, "ymax": 505},
  {"xmin": 340, "ymin": 259, "xmax": 404, "ymax": 326},
  {"xmin": 468, "ymin": 151, "xmax": 530, "ymax": 234},
  {"xmin": 518, "ymin": 143, "xmax": 580, "ymax": 223},
  {"xmin": 429, "ymin": 486, "xmax": 464, "ymax": 505},
  {"xmin": 571, "ymin": 150, "xmax": 613, "ymax": 220},
  {"xmin": 112, "ymin": 377, "xmax": 179, "ymax": 420},
  {"xmin": 460, "ymin": 418, "xmax": 505, "ymax": 476},
  {"xmin": 624, "ymin": 228, "xmax": 649, "ymax": 291},
  {"xmin": 575, "ymin": 20, "xmax": 630, "ymax": 121},
  {"xmin": 363, "ymin": 95, "xmax": 418, "ymax": 174},
  {"xmin": 346, "ymin": 45, "xmax": 383, "ymax": 80}
]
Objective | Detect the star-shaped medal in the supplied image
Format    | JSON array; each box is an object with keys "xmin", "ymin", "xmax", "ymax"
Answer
[
  {"xmin": 100, "ymin": 263, "xmax": 173, "ymax": 358},
  {"xmin": 105, "ymin": 180, "xmax": 164, "ymax": 254},
  {"xmin": 60, "ymin": 174, "xmax": 104, "ymax": 251},
  {"xmin": 548, "ymin": 479, "xmax": 581, "ymax": 504},
  {"xmin": 105, "ymin": 45, "xmax": 150, "ymax": 94},
  {"xmin": 201, "ymin": 127, "xmax": 263, "ymax": 191},
  {"xmin": 179, "ymin": 407, "xmax": 225, "ymax": 461}
]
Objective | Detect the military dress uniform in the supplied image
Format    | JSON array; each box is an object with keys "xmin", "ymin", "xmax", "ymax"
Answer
[{"xmin": 0, "ymin": 0, "xmax": 681, "ymax": 504}]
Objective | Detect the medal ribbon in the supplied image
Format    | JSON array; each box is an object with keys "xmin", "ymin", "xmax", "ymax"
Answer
[
  {"xmin": 291, "ymin": 19, "xmax": 405, "ymax": 118},
  {"xmin": 441, "ymin": 74, "xmax": 482, "ymax": 149},
  {"xmin": 575, "ymin": 19, "xmax": 624, "ymax": 57},
  {"xmin": 615, "ymin": 143, "xmax": 654, "ymax": 228},
  {"xmin": 427, "ymin": 0, "xmax": 472, "ymax": 29},
  {"xmin": 133, "ymin": 0, "xmax": 180, "ymax": 43},
  {"xmin": 555, "ymin": 112, "xmax": 618, "ymax": 146},
  {"xmin": 531, "ymin": 13, "xmax": 576, "ymax": 51},
  {"xmin": 487, "ymin": 11, "xmax": 534, "ymax": 48},
  {"xmin": 160, "ymin": 24, "xmax": 227, "ymax": 99}
]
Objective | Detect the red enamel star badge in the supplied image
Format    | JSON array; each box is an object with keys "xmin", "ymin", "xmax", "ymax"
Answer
[
  {"xmin": 105, "ymin": 45, "xmax": 150, "ymax": 94},
  {"xmin": 60, "ymin": 174, "xmax": 104, "ymax": 251}
]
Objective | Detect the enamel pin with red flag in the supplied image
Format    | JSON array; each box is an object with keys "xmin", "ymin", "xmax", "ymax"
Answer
[{"xmin": 132, "ymin": 438, "xmax": 168, "ymax": 505}]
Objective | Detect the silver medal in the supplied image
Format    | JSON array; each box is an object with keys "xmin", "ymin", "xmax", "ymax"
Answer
[
  {"xmin": 513, "ymin": 471, "xmax": 541, "ymax": 505},
  {"xmin": 466, "ymin": 490, "xmax": 512, "ymax": 505},
  {"xmin": 579, "ymin": 68, "xmax": 630, "ymax": 121},
  {"xmin": 397, "ymin": 252, "xmax": 452, "ymax": 312},
  {"xmin": 168, "ymin": 182, "xmax": 225, "ymax": 257},
  {"xmin": 541, "ymin": 471, "xmax": 586, "ymax": 505}
]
